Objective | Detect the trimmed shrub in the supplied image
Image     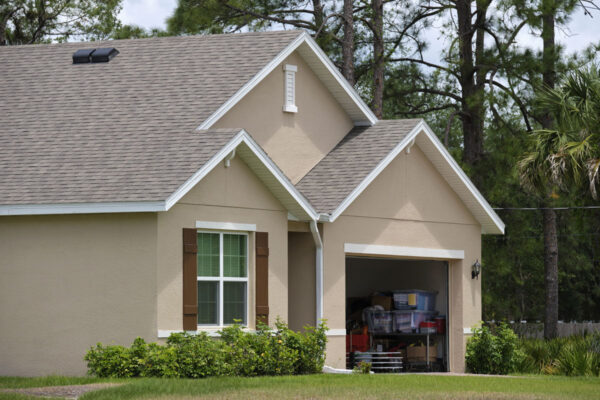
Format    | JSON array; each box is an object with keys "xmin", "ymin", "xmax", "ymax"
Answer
[
  {"xmin": 84, "ymin": 320, "xmax": 328, "ymax": 378},
  {"xmin": 167, "ymin": 332, "xmax": 228, "ymax": 378},
  {"xmin": 84, "ymin": 343, "xmax": 135, "ymax": 378},
  {"xmin": 465, "ymin": 323, "xmax": 523, "ymax": 375}
]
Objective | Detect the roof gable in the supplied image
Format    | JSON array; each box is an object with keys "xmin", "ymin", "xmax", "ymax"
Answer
[
  {"xmin": 297, "ymin": 120, "xmax": 505, "ymax": 234},
  {"xmin": 0, "ymin": 129, "xmax": 317, "ymax": 220},
  {"xmin": 198, "ymin": 31, "xmax": 377, "ymax": 129}
]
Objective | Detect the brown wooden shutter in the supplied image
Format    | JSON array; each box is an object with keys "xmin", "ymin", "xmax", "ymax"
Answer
[
  {"xmin": 255, "ymin": 232, "xmax": 269, "ymax": 326},
  {"xmin": 182, "ymin": 228, "xmax": 198, "ymax": 331}
]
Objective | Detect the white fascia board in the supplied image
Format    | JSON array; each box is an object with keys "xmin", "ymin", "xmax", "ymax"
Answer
[
  {"xmin": 165, "ymin": 130, "xmax": 247, "ymax": 210},
  {"xmin": 237, "ymin": 131, "xmax": 319, "ymax": 221},
  {"xmin": 166, "ymin": 129, "xmax": 318, "ymax": 220},
  {"xmin": 301, "ymin": 35, "xmax": 377, "ymax": 125},
  {"xmin": 344, "ymin": 243, "xmax": 465, "ymax": 260},
  {"xmin": 198, "ymin": 31, "xmax": 377, "ymax": 130},
  {"xmin": 328, "ymin": 120, "xmax": 505, "ymax": 235},
  {"xmin": 0, "ymin": 201, "xmax": 166, "ymax": 216},
  {"xmin": 417, "ymin": 122, "xmax": 505, "ymax": 235},
  {"xmin": 328, "ymin": 122, "xmax": 423, "ymax": 222},
  {"xmin": 197, "ymin": 32, "xmax": 307, "ymax": 130},
  {"xmin": 196, "ymin": 221, "xmax": 256, "ymax": 232}
]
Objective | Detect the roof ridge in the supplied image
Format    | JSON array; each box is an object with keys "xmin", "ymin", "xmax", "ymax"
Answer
[{"xmin": 0, "ymin": 29, "xmax": 304, "ymax": 50}]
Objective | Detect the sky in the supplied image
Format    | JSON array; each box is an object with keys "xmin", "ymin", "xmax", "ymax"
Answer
[{"xmin": 119, "ymin": 0, "xmax": 600, "ymax": 60}]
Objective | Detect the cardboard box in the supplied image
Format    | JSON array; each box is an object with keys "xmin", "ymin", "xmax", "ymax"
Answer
[
  {"xmin": 406, "ymin": 344, "xmax": 437, "ymax": 362},
  {"xmin": 370, "ymin": 295, "xmax": 393, "ymax": 311}
]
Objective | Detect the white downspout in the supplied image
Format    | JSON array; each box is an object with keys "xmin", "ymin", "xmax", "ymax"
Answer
[{"xmin": 310, "ymin": 220, "xmax": 323, "ymax": 323}]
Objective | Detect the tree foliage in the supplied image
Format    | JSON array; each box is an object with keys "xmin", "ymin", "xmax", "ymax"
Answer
[{"xmin": 1, "ymin": 0, "xmax": 122, "ymax": 45}]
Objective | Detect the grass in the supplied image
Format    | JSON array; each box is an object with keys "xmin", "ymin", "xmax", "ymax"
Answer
[
  {"xmin": 1, "ymin": 374, "xmax": 599, "ymax": 400},
  {"xmin": 0, "ymin": 376, "xmax": 117, "ymax": 389}
]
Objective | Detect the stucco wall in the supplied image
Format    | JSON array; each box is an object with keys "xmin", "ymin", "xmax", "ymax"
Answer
[
  {"xmin": 0, "ymin": 213, "xmax": 157, "ymax": 376},
  {"xmin": 214, "ymin": 51, "xmax": 354, "ymax": 184},
  {"xmin": 322, "ymin": 143, "xmax": 482, "ymax": 371},
  {"xmin": 156, "ymin": 156, "xmax": 289, "ymax": 332},
  {"xmin": 288, "ymin": 231, "xmax": 316, "ymax": 331}
]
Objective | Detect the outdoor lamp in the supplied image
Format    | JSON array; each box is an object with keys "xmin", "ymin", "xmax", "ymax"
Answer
[{"xmin": 472, "ymin": 259, "xmax": 481, "ymax": 279}]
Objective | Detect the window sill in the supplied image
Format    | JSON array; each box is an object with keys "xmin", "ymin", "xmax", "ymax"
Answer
[{"xmin": 157, "ymin": 327, "xmax": 251, "ymax": 338}]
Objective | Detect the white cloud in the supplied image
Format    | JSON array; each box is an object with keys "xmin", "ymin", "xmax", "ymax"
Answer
[{"xmin": 119, "ymin": 0, "xmax": 177, "ymax": 30}]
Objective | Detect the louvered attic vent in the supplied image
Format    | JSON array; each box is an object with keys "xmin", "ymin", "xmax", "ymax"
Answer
[{"xmin": 72, "ymin": 47, "xmax": 119, "ymax": 64}]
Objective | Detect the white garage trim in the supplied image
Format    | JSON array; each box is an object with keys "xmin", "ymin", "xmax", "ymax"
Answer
[{"xmin": 344, "ymin": 243, "xmax": 465, "ymax": 260}]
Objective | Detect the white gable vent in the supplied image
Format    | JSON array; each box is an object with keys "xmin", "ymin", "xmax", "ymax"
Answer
[{"xmin": 283, "ymin": 64, "xmax": 298, "ymax": 113}]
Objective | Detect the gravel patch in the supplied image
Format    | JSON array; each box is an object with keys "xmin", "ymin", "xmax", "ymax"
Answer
[{"xmin": 1, "ymin": 383, "xmax": 122, "ymax": 399}]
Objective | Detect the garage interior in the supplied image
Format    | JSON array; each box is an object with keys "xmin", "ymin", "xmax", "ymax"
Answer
[{"xmin": 346, "ymin": 257, "xmax": 449, "ymax": 373}]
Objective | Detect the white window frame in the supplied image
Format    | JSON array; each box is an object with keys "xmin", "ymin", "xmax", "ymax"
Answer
[
  {"xmin": 196, "ymin": 230, "xmax": 249, "ymax": 328},
  {"xmin": 283, "ymin": 64, "xmax": 298, "ymax": 113}
]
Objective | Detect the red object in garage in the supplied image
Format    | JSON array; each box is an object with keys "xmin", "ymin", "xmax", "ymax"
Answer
[
  {"xmin": 346, "ymin": 334, "xmax": 369, "ymax": 352},
  {"xmin": 434, "ymin": 316, "xmax": 446, "ymax": 334}
]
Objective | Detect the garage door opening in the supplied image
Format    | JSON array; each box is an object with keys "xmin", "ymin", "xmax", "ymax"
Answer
[{"xmin": 345, "ymin": 257, "xmax": 449, "ymax": 373}]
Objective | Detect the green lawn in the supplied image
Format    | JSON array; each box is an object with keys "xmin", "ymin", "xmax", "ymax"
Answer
[{"xmin": 1, "ymin": 374, "xmax": 599, "ymax": 400}]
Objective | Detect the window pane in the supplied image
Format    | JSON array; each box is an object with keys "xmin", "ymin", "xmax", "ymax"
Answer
[
  {"xmin": 197, "ymin": 281, "xmax": 218, "ymax": 325},
  {"xmin": 223, "ymin": 282, "xmax": 246, "ymax": 324},
  {"xmin": 223, "ymin": 234, "xmax": 247, "ymax": 277},
  {"xmin": 197, "ymin": 232, "xmax": 219, "ymax": 277}
]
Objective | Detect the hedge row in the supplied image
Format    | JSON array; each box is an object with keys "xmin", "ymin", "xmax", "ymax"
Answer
[{"xmin": 84, "ymin": 320, "xmax": 327, "ymax": 378}]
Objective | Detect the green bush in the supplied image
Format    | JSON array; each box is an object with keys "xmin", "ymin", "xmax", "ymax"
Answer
[
  {"xmin": 465, "ymin": 323, "xmax": 523, "ymax": 375},
  {"xmin": 84, "ymin": 320, "xmax": 328, "ymax": 378},
  {"xmin": 167, "ymin": 332, "xmax": 228, "ymax": 378},
  {"xmin": 84, "ymin": 343, "xmax": 134, "ymax": 378},
  {"xmin": 517, "ymin": 333, "xmax": 600, "ymax": 377}
]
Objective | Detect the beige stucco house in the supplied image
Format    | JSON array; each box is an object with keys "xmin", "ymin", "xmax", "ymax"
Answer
[{"xmin": 0, "ymin": 30, "xmax": 504, "ymax": 376}]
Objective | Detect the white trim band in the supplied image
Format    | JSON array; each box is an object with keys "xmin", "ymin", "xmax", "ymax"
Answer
[
  {"xmin": 0, "ymin": 201, "xmax": 166, "ymax": 216},
  {"xmin": 464, "ymin": 327, "xmax": 473, "ymax": 334},
  {"xmin": 344, "ymin": 243, "xmax": 465, "ymax": 260},
  {"xmin": 196, "ymin": 221, "xmax": 257, "ymax": 232},
  {"xmin": 326, "ymin": 329, "xmax": 347, "ymax": 336}
]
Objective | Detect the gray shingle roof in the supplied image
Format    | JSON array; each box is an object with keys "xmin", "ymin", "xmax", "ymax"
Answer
[
  {"xmin": 296, "ymin": 119, "xmax": 422, "ymax": 213},
  {"xmin": 0, "ymin": 31, "xmax": 301, "ymax": 205},
  {"xmin": 0, "ymin": 128, "xmax": 242, "ymax": 204}
]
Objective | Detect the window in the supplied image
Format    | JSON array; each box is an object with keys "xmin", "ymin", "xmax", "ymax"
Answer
[{"xmin": 196, "ymin": 231, "xmax": 248, "ymax": 326}]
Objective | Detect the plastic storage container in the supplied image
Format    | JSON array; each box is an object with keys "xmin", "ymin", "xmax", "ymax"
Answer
[
  {"xmin": 393, "ymin": 310, "xmax": 438, "ymax": 332},
  {"xmin": 346, "ymin": 334, "xmax": 369, "ymax": 352},
  {"xmin": 393, "ymin": 290, "xmax": 437, "ymax": 311},
  {"xmin": 419, "ymin": 321, "xmax": 437, "ymax": 334},
  {"xmin": 365, "ymin": 310, "xmax": 394, "ymax": 333}
]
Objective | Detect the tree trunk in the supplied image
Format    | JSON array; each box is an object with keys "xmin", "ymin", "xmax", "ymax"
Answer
[
  {"xmin": 341, "ymin": 0, "xmax": 354, "ymax": 85},
  {"xmin": 543, "ymin": 207, "xmax": 559, "ymax": 339},
  {"xmin": 371, "ymin": 0, "xmax": 384, "ymax": 118},
  {"xmin": 0, "ymin": 20, "xmax": 6, "ymax": 45},
  {"xmin": 313, "ymin": 0, "xmax": 324, "ymax": 36},
  {"xmin": 456, "ymin": 0, "xmax": 484, "ymax": 166},
  {"xmin": 541, "ymin": 0, "xmax": 559, "ymax": 340}
]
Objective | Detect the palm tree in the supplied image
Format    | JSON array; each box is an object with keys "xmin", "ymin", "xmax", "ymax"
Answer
[
  {"xmin": 521, "ymin": 66, "xmax": 600, "ymax": 197},
  {"xmin": 518, "ymin": 65, "xmax": 600, "ymax": 339}
]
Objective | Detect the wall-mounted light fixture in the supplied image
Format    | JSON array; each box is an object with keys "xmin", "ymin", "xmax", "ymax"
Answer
[{"xmin": 472, "ymin": 259, "xmax": 481, "ymax": 280}]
